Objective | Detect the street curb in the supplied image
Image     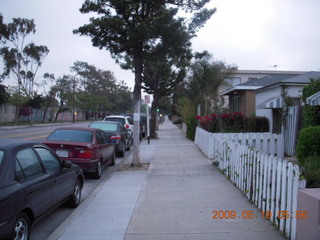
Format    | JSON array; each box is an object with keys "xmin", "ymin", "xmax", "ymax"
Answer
[{"xmin": 46, "ymin": 145, "xmax": 137, "ymax": 240}]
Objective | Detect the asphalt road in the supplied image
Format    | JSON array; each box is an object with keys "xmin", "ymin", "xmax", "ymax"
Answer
[{"xmin": 0, "ymin": 122, "xmax": 132, "ymax": 240}]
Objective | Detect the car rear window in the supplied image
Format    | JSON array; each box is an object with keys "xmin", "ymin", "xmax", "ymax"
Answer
[
  {"xmin": 0, "ymin": 150, "xmax": 3, "ymax": 166},
  {"xmin": 127, "ymin": 117, "xmax": 133, "ymax": 124},
  {"xmin": 104, "ymin": 118, "xmax": 125, "ymax": 125},
  {"xmin": 47, "ymin": 129, "xmax": 92, "ymax": 143},
  {"xmin": 90, "ymin": 122, "xmax": 118, "ymax": 131}
]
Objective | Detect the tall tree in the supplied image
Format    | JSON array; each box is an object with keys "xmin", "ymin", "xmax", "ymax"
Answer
[
  {"xmin": 70, "ymin": 61, "xmax": 133, "ymax": 117},
  {"xmin": 188, "ymin": 51, "xmax": 237, "ymax": 116},
  {"xmin": 51, "ymin": 75, "xmax": 75, "ymax": 122},
  {"xmin": 0, "ymin": 17, "xmax": 49, "ymax": 124},
  {"xmin": 74, "ymin": 0, "xmax": 215, "ymax": 166}
]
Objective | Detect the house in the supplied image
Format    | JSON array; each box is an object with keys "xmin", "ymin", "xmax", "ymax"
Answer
[
  {"xmin": 221, "ymin": 73, "xmax": 301, "ymax": 117},
  {"xmin": 221, "ymin": 71, "xmax": 320, "ymax": 156},
  {"xmin": 255, "ymin": 72, "xmax": 320, "ymax": 131},
  {"xmin": 219, "ymin": 70, "xmax": 306, "ymax": 115}
]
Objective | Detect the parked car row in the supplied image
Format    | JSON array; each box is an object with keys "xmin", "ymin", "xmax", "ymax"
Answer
[
  {"xmin": 0, "ymin": 119, "xmax": 136, "ymax": 240},
  {"xmin": 0, "ymin": 139, "xmax": 84, "ymax": 240}
]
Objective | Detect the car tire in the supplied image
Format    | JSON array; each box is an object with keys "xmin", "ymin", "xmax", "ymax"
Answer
[
  {"xmin": 110, "ymin": 152, "xmax": 116, "ymax": 166},
  {"xmin": 93, "ymin": 161, "xmax": 102, "ymax": 179},
  {"xmin": 118, "ymin": 141, "xmax": 125, "ymax": 157},
  {"xmin": 126, "ymin": 140, "xmax": 130, "ymax": 151},
  {"xmin": 67, "ymin": 179, "xmax": 82, "ymax": 208},
  {"xmin": 11, "ymin": 212, "xmax": 30, "ymax": 240}
]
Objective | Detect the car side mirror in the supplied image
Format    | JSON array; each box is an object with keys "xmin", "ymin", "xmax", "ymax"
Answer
[{"xmin": 62, "ymin": 160, "xmax": 73, "ymax": 168}]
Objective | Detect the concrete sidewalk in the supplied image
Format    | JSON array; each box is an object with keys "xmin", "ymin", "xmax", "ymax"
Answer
[{"xmin": 47, "ymin": 120, "xmax": 286, "ymax": 240}]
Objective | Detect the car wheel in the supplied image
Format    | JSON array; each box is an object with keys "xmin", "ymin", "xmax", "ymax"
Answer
[
  {"xmin": 126, "ymin": 139, "xmax": 131, "ymax": 151},
  {"xmin": 118, "ymin": 141, "xmax": 125, "ymax": 157},
  {"xmin": 110, "ymin": 152, "xmax": 116, "ymax": 166},
  {"xmin": 11, "ymin": 212, "xmax": 30, "ymax": 240},
  {"xmin": 67, "ymin": 179, "xmax": 82, "ymax": 208},
  {"xmin": 93, "ymin": 161, "xmax": 102, "ymax": 179}
]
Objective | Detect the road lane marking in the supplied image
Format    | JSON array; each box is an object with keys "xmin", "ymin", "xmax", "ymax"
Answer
[{"xmin": 25, "ymin": 135, "xmax": 50, "ymax": 141}]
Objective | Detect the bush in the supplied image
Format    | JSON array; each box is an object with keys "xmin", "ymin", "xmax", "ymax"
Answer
[
  {"xmin": 186, "ymin": 113, "xmax": 197, "ymax": 141},
  {"xmin": 301, "ymin": 78, "xmax": 320, "ymax": 127},
  {"xmin": 296, "ymin": 126, "xmax": 320, "ymax": 164},
  {"xmin": 247, "ymin": 116, "xmax": 269, "ymax": 132},
  {"xmin": 173, "ymin": 119, "xmax": 183, "ymax": 124},
  {"xmin": 300, "ymin": 155, "xmax": 320, "ymax": 188}
]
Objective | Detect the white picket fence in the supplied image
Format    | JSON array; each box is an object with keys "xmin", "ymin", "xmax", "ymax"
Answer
[
  {"xmin": 195, "ymin": 127, "xmax": 300, "ymax": 240},
  {"xmin": 195, "ymin": 127, "xmax": 285, "ymax": 159}
]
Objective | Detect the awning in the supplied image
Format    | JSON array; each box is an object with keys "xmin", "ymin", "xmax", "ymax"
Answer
[
  {"xmin": 306, "ymin": 91, "xmax": 320, "ymax": 106},
  {"xmin": 257, "ymin": 97, "xmax": 283, "ymax": 109}
]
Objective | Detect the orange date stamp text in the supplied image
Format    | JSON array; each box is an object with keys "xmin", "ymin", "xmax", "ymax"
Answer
[{"xmin": 211, "ymin": 210, "xmax": 308, "ymax": 220}]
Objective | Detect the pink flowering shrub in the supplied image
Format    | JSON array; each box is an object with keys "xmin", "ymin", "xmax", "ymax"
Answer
[
  {"xmin": 196, "ymin": 112, "xmax": 269, "ymax": 133},
  {"xmin": 196, "ymin": 112, "xmax": 246, "ymax": 133},
  {"xmin": 20, "ymin": 107, "xmax": 33, "ymax": 116}
]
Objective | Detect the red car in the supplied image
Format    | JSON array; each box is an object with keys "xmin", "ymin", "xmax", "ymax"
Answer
[{"xmin": 43, "ymin": 127, "xmax": 115, "ymax": 179}]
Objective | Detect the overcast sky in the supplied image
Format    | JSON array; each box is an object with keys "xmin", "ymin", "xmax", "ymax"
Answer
[{"xmin": 1, "ymin": 0, "xmax": 320, "ymax": 91}]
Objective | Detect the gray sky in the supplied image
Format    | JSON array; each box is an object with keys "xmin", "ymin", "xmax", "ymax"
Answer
[{"xmin": 1, "ymin": 0, "xmax": 320, "ymax": 91}]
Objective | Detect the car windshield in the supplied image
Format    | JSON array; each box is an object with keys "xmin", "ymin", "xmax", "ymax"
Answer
[
  {"xmin": 90, "ymin": 122, "xmax": 118, "ymax": 131},
  {"xmin": 0, "ymin": 150, "xmax": 3, "ymax": 166},
  {"xmin": 105, "ymin": 118, "xmax": 125, "ymax": 125},
  {"xmin": 47, "ymin": 129, "xmax": 92, "ymax": 143}
]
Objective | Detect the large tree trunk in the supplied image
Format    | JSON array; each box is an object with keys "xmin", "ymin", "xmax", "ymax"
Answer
[
  {"xmin": 150, "ymin": 95, "xmax": 159, "ymax": 138},
  {"xmin": 14, "ymin": 105, "xmax": 20, "ymax": 125},
  {"xmin": 131, "ymin": 53, "xmax": 142, "ymax": 167}
]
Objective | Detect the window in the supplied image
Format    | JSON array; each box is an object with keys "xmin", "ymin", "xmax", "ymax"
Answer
[
  {"xmin": 90, "ymin": 122, "xmax": 118, "ymax": 131},
  {"xmin": 224, "ymin": 77, "xmax": 241, "ymax": 88},
  {"xmin": 105, "ymin": 117, "xmax": 125, "ymax": 125},
  {"xmin": 232, "ymin": 97, "xmax": 240, "ymax": 113},
  {"xmin": 35, "ymin": 147, "xmax": 61, "ymax": 173},
  {"xmin": 96, "ymin": 131, "xmax": 107, "ymax": 144},
  {"xmin": 47, "ymin": 129, "xmax": 92, "ymax": 143},
  {"xmin": 126, "ymin": 117, "xmax": 133, "ymax": 125},
  {"xmin": 16, "ymin": 148, "xmax": 44, "ymax": 181}
]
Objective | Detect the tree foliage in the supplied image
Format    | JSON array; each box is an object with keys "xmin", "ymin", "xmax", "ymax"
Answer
[
  {"xmin": 70, "ymin": 61, "xmax": 132, "ymax": 115},
  {"xmin": 0, "ymin": 17, "xmax": 49, "ymax": 96},
  {"xmin": 74, "ymin": 0, "xmax": 215, "ymax": 166},
  {"xmin": 187, "ymin": 51, "xmax": 237, "ymax": 116}
]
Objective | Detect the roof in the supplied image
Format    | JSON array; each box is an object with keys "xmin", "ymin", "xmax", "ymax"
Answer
[
  {"xmin": 256, "ymin": 71, "xmax": 320, "ymax": 92},
  {"xmin": 221, "ymin": 71, "xmax": 320, "ymax": 95},
  {"xmin": 221, "ymin": 74, "xmax": 300, "ymax": 95},
  {"xmin": 281, "ymin": 71, "xmax": 320, "ymax": 84}
]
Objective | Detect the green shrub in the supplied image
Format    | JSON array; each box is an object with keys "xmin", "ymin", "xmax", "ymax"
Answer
[
  {"xmin": 296, "ymin": 126, "xmax": 320, "ymax": 164},
  {"xmin": 301, "ymin": 78, "xmax": 320, "ymax": 127},
  {"xmin": 186, "ymin": 113, "xmax": 197, "ymax": 141},
  {"xmin": 301, "ymin": 155, "xmax": 320, "ymax": 188},
  {"xmin": 173, "ymin": 119, "xmax": 183, "ymax": 124},
  {"xmin": 247, "ymin": 116, "xmax": 269, "ymax": 132}
]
